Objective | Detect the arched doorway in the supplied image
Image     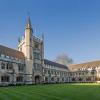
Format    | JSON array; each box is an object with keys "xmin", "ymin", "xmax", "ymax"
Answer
[{"xmin": 35, "ymin": 75, "xmax": 41, "ymax": 84}]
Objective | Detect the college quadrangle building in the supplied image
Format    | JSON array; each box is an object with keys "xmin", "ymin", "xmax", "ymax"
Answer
[{"xmin": 0, "ymin": 17, "xmax": 100, "ymax": 86}]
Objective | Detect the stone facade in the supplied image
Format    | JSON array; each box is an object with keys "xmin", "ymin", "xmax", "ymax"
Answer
[{"xmin": 0, "ymin": 17, "xmax": 100, "ymax": 86}]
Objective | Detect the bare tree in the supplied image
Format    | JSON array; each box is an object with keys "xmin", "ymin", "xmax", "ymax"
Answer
[{"xmin": 54, "ymin": 54, "xmax": 73, "ymax": 65}]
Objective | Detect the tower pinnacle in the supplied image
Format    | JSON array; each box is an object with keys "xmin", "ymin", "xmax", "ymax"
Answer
[{"xmin": 26, "ymin": 16, "xmax": 32, "ymax": 29}]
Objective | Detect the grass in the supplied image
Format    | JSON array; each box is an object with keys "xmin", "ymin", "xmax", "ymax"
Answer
[{"xmin": 0, "ymin": 83, "xmax": 100, "ymax": 100}]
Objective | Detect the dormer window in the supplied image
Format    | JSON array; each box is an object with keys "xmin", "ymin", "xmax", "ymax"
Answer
[
  {"xmin": 6, "ymin": 56, "xmax": 9, "ymax": 59},
  {"xmin": 1, "ymin": 54, "xmax": 5, "ymax": 58}
]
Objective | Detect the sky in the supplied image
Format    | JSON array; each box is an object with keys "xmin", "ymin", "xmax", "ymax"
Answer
[{"xmin": 0, "ymin": 0, "xmax": 100, "ymax": 64}]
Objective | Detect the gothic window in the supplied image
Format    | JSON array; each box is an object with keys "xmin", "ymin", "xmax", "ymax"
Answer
[
  {"xmin": 6, "ymin": 62, "xmax": 13, "ymax": 70},
  {"xmin": 51, "ymin": 77, "xmax": 54, "ymax": 81},
  {"xmin": 16, "ymin": 76, "xmax": 23, "ymax": 82},
  {"xmin": 70, "ymin": 73, "xmax": 72, "ymax": 76},
  {"xmin": 34, "ymin": 52, "xmax": 41, "ymax": 60},
  {"xmin": 72, "ymin": 78, "xmax": 75, "ymax": 81},
  {"xmin": 45, "ymin": 77, "xmax": 48, "ymax": 82},
  {"xmin": 48, "ymin": 70, "xmax": 50, "ymax": 74},
  {"xmin": 34, "ymin": 63, "xmax": 41, "ymax": 70},
  {"xmin": 54, "ymin": 71, "xmax": 55, "ymax": 75},
  {"xmin": 86, "ymin": 77, "xmax": 91, "ymax": 81},
  {"xmin": 1, "ymin": 76, "xmax": 10, "ymax": 82},
  {"xmin": 18, "ymin": 64, "xmax": 24, "ymax": 71},
  {"xmin": 82, "ymin": 72, "xmax": 85, "ymax": 75},
  {"xmin": 62, "ymin": 78, "xmax": 64, "ymax": 81},
  {"xmin": 1, "ymin": 62, "xmax": 5, "ymax": 69},
  {"xmin": 91, "ymin": 70, "xmax": 95, "ymax": 75},
  {"xmin": 79, "ymin": 78, "xmax": 83, "ymax": 81},
  {"xmin": 44, "ymin": 69, "xmax": 47, "ymax": 74},
  {"xmin": 51, "ymin": 70, "xmax": 53, "ymax": 74},
  {"xmin": 79, "ymin": 73, "xmax": 81, "ymax": 75},
  {"xmin": 34, "ymin": 43, "xmax": 39, "ymax": 49},
  {"xmin": 34, "ymin": 63, "xmax": 37, "ymax": 70},
  {"xmin": 57, "ymin": 78, "xmax": 59, "ymax": 82},
  {"xmin": 6, "ymin": 63, "xmax": 9, "ymax": 69}
]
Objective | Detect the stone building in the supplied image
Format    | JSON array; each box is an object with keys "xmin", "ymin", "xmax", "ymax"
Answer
[
  {"xmin": 0, "ymin": 17, "xmax": 100, "ymax": 85},
  {"xmin": 69, "ymin": 61, "xmax": 100, "ymax": 83},
  {"xmin": 0, "ymin": 45, "xmax": 25, "ymax": 85}
]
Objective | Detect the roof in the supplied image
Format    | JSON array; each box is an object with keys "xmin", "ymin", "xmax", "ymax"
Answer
[
  {"xmin": 44, "ymin": 59, "xmax": 68, "ymax": 70},
  {"xmin": 69, "ymin": 60, "xmax": 100, "ymax": 69},
  {"xmin": 0, "ymin": 45, "xmax": 25, "ymax": 59}
]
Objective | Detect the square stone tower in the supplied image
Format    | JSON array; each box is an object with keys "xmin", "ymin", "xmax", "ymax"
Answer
[{"xmin": 18, "ymin": 17, "xmax": 44, "ymax": 84}]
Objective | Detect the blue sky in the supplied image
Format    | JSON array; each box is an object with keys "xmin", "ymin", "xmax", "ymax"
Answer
[{"xmin": 0, "ymin": 0, "xmax": 100, "ymax": 63}]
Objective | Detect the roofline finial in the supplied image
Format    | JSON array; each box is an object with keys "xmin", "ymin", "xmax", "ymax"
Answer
[{"xmin": 25, "ymin": 12, "xmax": 32, "ymax": 30}]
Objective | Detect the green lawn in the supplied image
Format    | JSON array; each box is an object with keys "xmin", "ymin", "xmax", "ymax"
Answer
[{"xmin": 0, "ymin": 83, "xmax": 100, "ymax": 100}]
